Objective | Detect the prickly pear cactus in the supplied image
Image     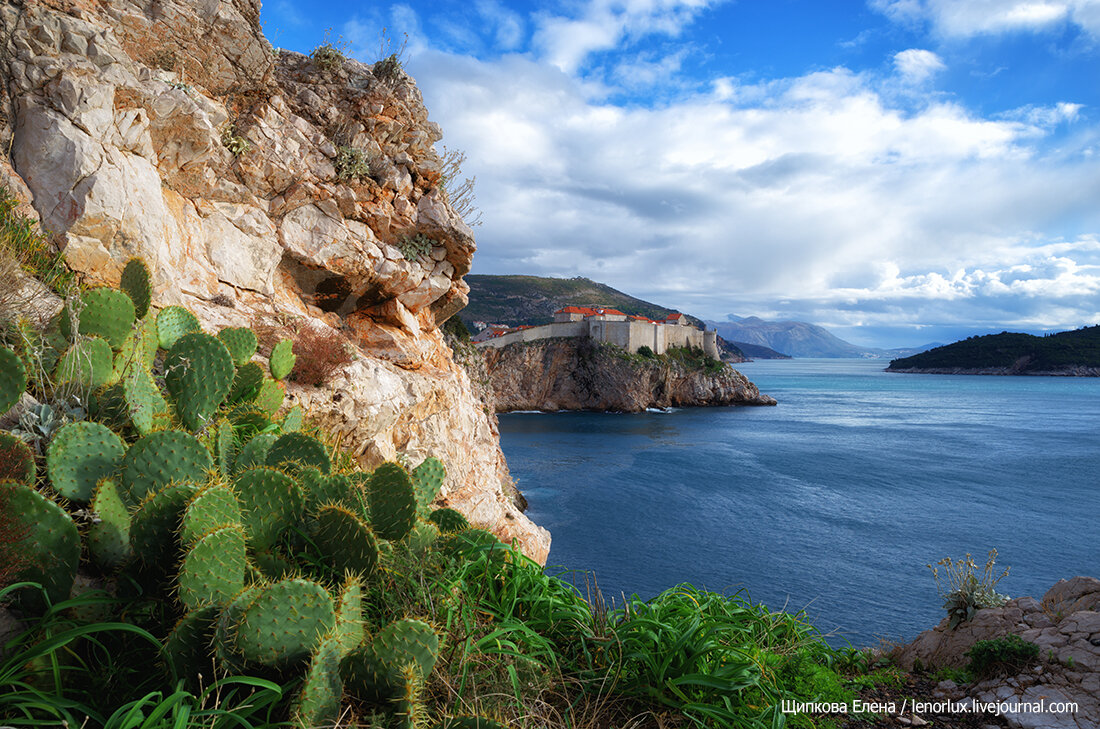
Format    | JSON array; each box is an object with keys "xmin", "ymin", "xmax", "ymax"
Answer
[
  {"xmin": 123, "ymin": 366, "xmax": 170, "ymax": 435},
  {"xmin": 374, "ymin": 618, "xmax": 440, "ymax": 679},
  {"xmin": 234, "ymin": 432, "xmax": 278, "ymax": 473},
  {"xmin": 55, "ymin": 336, "xmax": 114, "ymax": 388},
  {"xmin": 310, "ymin": 504, "xmax": 378, "ymax": 578},
  {"xmin": 46, "ymin": 421, "xmax": 126, "ymax": 502},
  {"xmin": 180, "ymin": 482, "xmax": 242, "ymax": 545},
  {"xmin": 333, "ymin": 577, "xmax": 365, "ymax": 657},
  {"xmin": 178, "ymin": 524, "xmax": 247, "ymax": 610},
  {"xmin": 269, "ymin": 338, "xmax": 296, "ymax": 381},
  {"xmin": 217, "ymin": 327, "xmax": 258, "ymax": 366},
  {"xmin": 367, "ymin": 462, "xmax": 418, "ymax": 542},
  {"xmin": 407, "ymin": 520, "xmax": 441, "ymax": 554},
  {"xmin": 129, "ymin": 481, "xmax": 199, "ymax": 565},
  {"xmin": 88, "ymin": 478, "xmax": 131, "ymax": 569},
  {"xmin": 304, "ymin": 471, "xmax": 354, "ymax": 509},
  {"xmin": 113, "ymin": 316, "xmax": 159, "ymax": 380},
  {"xmin": 412, "ymin": 457, "xmax": 446, "ymax": 516},
  {"xmin": 232, "ymin": 578, "xmax": 336, "ymax": 666},
  {"xmin": 61, "ymin": 287, "xmax": 136, "ymax": 349},
  {"xmin": 429, "ymin": 508, "xmax": 470, "ymax": 533},
  {"xmin": 0, "ymin": 432, "xmax": 35, "ymax": 484},
  {"xmin": 281, "ymin": 404, "xmax": 304, "ymax": 432},
  {"xmin": 254, "ymin": 377, "xmax": 285, "ymax": 415},
  {"xmin": 266, "ymin": 432, "xmax": 331, "ymax": 474},
  {"xmin": 156, "ymin": 305, "xmax": 201, "ymax": 349},
  {"xmin": 163, "ymin": 606, "xmax": 218, "ymax": 687},
  {"xmin": 234, "ymin": 467, "xmax": 303, "ymax": 550},
  {"xmin": 294, "ymin": 632, "xmax": 344, "ymax": 728},
  {"xmin": 0, "ymin": 346, "xmax": 27, "ymax": 415},
  {"xmin": 1, "ymin": 482, "xmax": 80, "ymax": 610},
  {"xmin": 122, "ymin": 430, "xmax": 212, "ymax": 503},
  {"xmin": 164, "ymin": 332, "xmax": 235, "ymax": 431},
  {"xmin": 119, "ymin": 258, "xmax": 152, "ymax": 319},
  {"xmin": 228, "ymin": 362, "xmax": 265, "ymax": 404}
]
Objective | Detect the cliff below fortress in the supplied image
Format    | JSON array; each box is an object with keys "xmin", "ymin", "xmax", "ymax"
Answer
[
  {"xmin": 0, "ymin": 0, "xmax": 549, "ymax": 560},
  {"xmin": 483, "ymin": 338, "xmax": 777, "ymax": 412}
]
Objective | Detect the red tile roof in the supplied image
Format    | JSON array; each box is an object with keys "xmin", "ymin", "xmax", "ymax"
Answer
[{"xmin": 665, "ymin": 312, "xmax": 685, "ymax": 320}]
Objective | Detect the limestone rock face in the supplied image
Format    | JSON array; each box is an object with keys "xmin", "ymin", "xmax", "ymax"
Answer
[
  {"xmin": 893, "ymin": 577, "xmax": 1100, "ymax": 729},
  {"xmin": 482, "ymin": 337, "xmax": 777, "ymax": 412},
  {"xmin": 0, "ymin": 0, "xmax": 549, "ymax": 562}
]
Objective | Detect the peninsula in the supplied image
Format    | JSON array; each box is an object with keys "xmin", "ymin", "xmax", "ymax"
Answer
[{"xmin": 887, "ymin": 326, "xmax": 1100, "ymax": 376}]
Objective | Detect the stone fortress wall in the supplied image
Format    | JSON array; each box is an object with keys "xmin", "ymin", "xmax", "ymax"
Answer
[{"xmin": 476, "ymin": 316, "xmax": 720, "ymax": 359}]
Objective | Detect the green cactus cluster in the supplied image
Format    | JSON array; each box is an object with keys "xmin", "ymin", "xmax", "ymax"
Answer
[{"xmin": 0, "ymin": 258, "xmax": 511, "ymax": 728}]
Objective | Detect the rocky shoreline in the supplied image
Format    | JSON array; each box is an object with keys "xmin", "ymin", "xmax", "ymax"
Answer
[
  {"xmin": 887, "ymin": 367, "xmax": 1100, "ymax": 376},
  {"xmin": 481, "ymin": 337, "xmax": 776, "ymax": 412}
]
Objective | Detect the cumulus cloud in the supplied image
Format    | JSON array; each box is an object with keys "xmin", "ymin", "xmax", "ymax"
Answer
[
  {"xmin": 405, "ymin": 46, "xmax": 1100, "ymax": 343},
  {"xmin": 532, "ymin": 0, "xmax": 715, "ymax": 73},
  {"xmin": 893, "ymin": 49, "xmax": 946, "ymax": 84},
  {"xmin": 871, "ymin": 0, "xmax": 1100, "ymax": 38}
]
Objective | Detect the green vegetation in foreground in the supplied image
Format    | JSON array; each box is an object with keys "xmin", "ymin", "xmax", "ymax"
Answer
[
  {"xmin": 462, "ymin": 274, "xmax": 706, "ymax": 329},
  {"xmin": 633, "ymin": 343, "xmax": 727, "ymax": 375},
  {"xmin": 888, "ymin": 326, "xmax": 1100, "ymax": 372},
  {"xmin": 0, "ymin": 206, "xmax": 892, "ymax": 728}
]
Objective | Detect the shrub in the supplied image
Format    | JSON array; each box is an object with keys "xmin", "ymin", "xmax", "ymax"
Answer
[
  {"xmin": 310, "ymin": 29, "xmax": 348, "ymax": 74},
  {"xmin": 636, "ymin": 345, "xmax": 654, "ymax": 358},
  {"xmin": 397, "ymin": 233, "xmax": 434, "ymax": 262},
  {"xmin": 334, "ymin": 145, "xmax": 378, "ymax": 181},
  {"xmin": 220, "ymin": 124, "xmax": 251, "ymax": 156},
  {"xmin": 292, "ymin": 325, "xmax": 353, "ymax": 386},
  {"xmin": 928, "ymin": 548, "xmax": 1010, "ymax": 629},
  {"xmin": 967, "ymin": 635, "xmax": 1039, "ymax": 678}
]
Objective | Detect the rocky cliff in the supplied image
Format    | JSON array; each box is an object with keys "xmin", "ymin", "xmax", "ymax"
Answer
[
  {"xmin": 482, "ymin": 337, "xmax": 776, "ymax": 412},
  {"xmin": 0, "ymin": 0, "xmax": 549, "ymax": 561}
]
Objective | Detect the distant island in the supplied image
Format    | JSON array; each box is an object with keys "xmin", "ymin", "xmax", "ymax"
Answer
[{"xmin": 887, "ymin": 326, "xmax": 1100, "ymax": 375}]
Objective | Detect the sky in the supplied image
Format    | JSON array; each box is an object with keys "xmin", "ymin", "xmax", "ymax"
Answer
[{"xmin": 262, "ymin": 0, "xmax": 1100, "ymax": 348}]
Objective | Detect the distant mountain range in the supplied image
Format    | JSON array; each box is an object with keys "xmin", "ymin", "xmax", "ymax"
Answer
[
  {"xmin": 887, "ymin": 326, "xmax": 1100, "ymax": 375},
  {"xmin": 706, "ymin": 316, "xmax": 941, "ymax": 359}
]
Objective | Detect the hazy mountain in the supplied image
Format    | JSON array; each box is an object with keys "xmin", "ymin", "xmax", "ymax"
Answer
[
  {"xmin": 727, "ymin": 341, "xmax": 792, "ymax": 359},
  {"xmin": 707, "ymin": 317, "xmax": 940, "ymax": 359}
]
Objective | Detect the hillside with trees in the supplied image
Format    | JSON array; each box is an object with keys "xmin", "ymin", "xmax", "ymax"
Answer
[{"xmin": 887, "ymin": 326, "xmax": 1100, "ymax": 375}]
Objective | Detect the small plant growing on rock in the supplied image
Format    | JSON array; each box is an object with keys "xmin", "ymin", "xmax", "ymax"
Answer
[
  {"xmin": 397, "ymin": 233, "xmax": 434, "ymax": 262},
  {"xmin": 335, "ymin": 145, "xmax": 377, "ymax": 181},
  {"xmin": 929, "ymin": 548, "xmax": 1010, "ymax": 629},
  {"xmin": 966, "ymin": 635, "xmax": 1039, "ymax": 678},
  {"xmin": 310, "ymin": 29, "xmax": 348, "ymax": 74},
  {"xmin": 291, "ymin": 326, "xmax": 353, "ymax": 386},
  {"xmin": 220, "ymin": 124, "xmax": 251, "ymax": 157}
]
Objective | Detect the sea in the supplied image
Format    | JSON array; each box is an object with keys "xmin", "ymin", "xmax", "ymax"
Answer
[{"xmin": 497, "ymin": 358, "xmax": 1100, "ymax": 647}]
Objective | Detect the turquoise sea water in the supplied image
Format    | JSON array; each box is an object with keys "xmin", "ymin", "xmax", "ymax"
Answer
[{"xmin": 498, "ymin": 359, "xmax": 1100, "ymax": 646}]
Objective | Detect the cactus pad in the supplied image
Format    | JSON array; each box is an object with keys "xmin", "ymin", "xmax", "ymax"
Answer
[
  {"xmin": 254, "ymin": 377, "xmax": 285, "ymax": 415},
  {"xmin": 252, "ymin": 549, "xmax": 295, "ymax": 581},
  {"xmin": 269, "ymin": 338, "xmax": 296, "ymax": 381},
  {"xmin": 374, "ymin": 618, "xmax": 440, "ymax": 679},
  {"xmin": 266, "ymin": 432, "xmax": 330, "ymax": 475},
  {"xmin": 88, "ymin": 478, "xmax": 131, "ymax": 569},
  {"xmin": 55, "ymin": 336, "xmax": 114, "ymax": 388},
  {"xmin": 130, "ymin": 481, "xmax": 198, "ymax": 565},
  {"xmin": 156, "ymin": 305, "xmax": 201, "ymax": 349},
  {"xmin": 212, "ymin": 419, "xmax": 236, "ymax": 476},
  {"xmin": 113, "ymin": 315, "xmax": 159, "ymax": 380},
  {"xmin": 217, "ymin": 327, "xmax": 258, "ymax": 366},
  {"xmin": 122, "ymin": 430, "xmax": 212, "ymax": 503},
  {"xmin": 181, "ymin": 482, "xmax": 242, "ymax": 545},
  {"xmin": 165, "ymin": 332, "xmax": 235, "ymax": 430},
  {"xmin": 234, "ymin": 433, "xmax": 278, "ymax": 473},
  {"xmin": 367, "ymin": 462, "xmax": 417, "ymax": 542},
  {"xmin": 47, "ymin": 421, "xmax": 126, "ymax": 502},
  {"xmin": 234, "ymin": 467, "xmax": 303, "ymax": 550},
  {"xmin": 334, "ymin": 577, "xmax": 365, "ymax": 657},
  {"xmin": 281, "ymin": 404, "xmax": 304, "ymax": 432},
  {"xmin": 294, "ymin": 632, "xmax": 344, "ymax": 728},
  {"xmin": 0, "ymin": 432, "xmax": 34, "ymax": 484},
  {"xmin": 228, "ymin": 362, "xmax": 264, "ymax": 404},
  {"xmin": 310, "ymin": 505, "xmax": 378, "ymax": 578},
  {"xmin": 0, "ymin": 347, "xmax": 27, "ymax": 415},
  {"xmin": 411, "ymin": 457, "xmax": 446, "ymax": 516},
  {"xmin": 122, "ymin": 366, "xmax": 170, "ymax": 435},
  {"xmin": 164, "ymin": 606, "xmax": 218, "ymax": 686},
  {"xmin": 339, "ymin": 645, "xmax": 400, "ymax": 704},
  {"xmin": 1, "ymin": 482, "xmax": 80, "ymax": 610},
  {"xmin": 428, "ymin": 508, "xmax": 470, "ymax": 533},
  {"xmin": 407, "ymin": 520, "xmax": 440, "ymax": 553},
  {"xmin": 61, "ymin": 287, "xmax": 136, "ymax": 349},
  {"xmin": 233, "ymin": 578, "xmax": 336, "ymax": 666},
  {"xmin": 178, "ymin": 524, "xmax": 247, "ymax": 609},
  {"xmin": 305, "ymin": 472, "xmax": 354, "ymax": 510},
  {"xmin": 119, "ymin": 258, "xmax": 152, "ymax": 319}
]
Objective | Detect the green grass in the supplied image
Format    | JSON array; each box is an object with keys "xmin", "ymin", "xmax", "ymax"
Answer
[{"xmin": 0, "ymin": 185, "xmax": 73, "ymax": 296}]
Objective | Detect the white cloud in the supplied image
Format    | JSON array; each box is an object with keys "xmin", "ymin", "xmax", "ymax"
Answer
[
  {"xmin": 532, "ymin": 0, "xmax": 716, "ymax": 73},
  {"xmin": 872, "ymin": 0, "xmax": 1100, "ymax": 38},
  {"xmin": 406, "ymin": 47, "xmax": 1100, "ymax": 341},
  {"xmin": 893, "ymin": 48, "xmax": 946, "ymax": 84}
]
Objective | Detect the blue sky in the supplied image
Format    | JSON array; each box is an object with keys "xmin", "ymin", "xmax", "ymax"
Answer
[{"xmin": 262, "ymin": 0, "xmax": 1100, "ymax": 347}]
